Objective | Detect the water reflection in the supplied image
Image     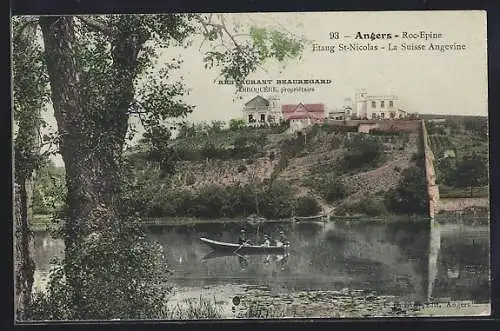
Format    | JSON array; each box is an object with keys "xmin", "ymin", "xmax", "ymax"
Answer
[{"xmin": 30, "ymin": 218, "xmax": 490, "ymax": 304}]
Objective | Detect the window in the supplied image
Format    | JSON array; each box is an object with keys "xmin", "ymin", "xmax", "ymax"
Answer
[
  {"xmin": 249, "ymin": 114, "xmax": 254, "ymax": 122},
  {"xmin": 371, "ymin": 113, "xmax": 376, "ymax": 119},
  {"xmin": 371, "ymin": 101, "xmax": 376, "ymax": 108},
  {"xmin": 381, "ymin": 101, "xmax": 385, "ymax": 108},
  {"xmin": 380, "ymin": 112, "xmax": 385, "ymax": 118},
  {"xmin": 260, "ymin": 114, "xmax": 266, "ymax": 122},
  {"xmin": 389, "ymin": 100, "xmax": 394, "ymax": 108},
  {"xmin": 390, "ymin": 112, "xmax": 396, "ymax": 119}
]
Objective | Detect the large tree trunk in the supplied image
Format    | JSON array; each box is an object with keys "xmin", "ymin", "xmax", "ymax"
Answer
[
  {"xmin": 13, "ymin": 34, "xmax": 42, "ymax": 319},
  {"xmin": 14, "ymin": 127, "xmax": 40, "ymax": 321},
  {"xmin": 40, "ymin": 16, "xmax": 111, "ymax": 317},
  {"xmin": 14, "ymin": 178, "xmax": 36, "ymax": 320},
  {"xmin": 39, "ymin": 15, "xmax": 145, "ymax": 318}
]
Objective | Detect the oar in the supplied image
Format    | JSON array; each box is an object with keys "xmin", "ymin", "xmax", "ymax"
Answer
[{"xmin": 233, "ymin": 244, "xmax": 249, "ymax": 262}]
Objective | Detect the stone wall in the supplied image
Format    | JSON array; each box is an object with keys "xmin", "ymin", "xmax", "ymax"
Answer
[
  {"xmin": 438, "ymin": 197, "xmax": 489, "ymax": 212},
  {"xmin": 326, "ymin": 119, "xmax": 421, "ymax": 133},
  {"xmin": 421, "ymin": 120, "xmax": 440, "ymax": 219}
]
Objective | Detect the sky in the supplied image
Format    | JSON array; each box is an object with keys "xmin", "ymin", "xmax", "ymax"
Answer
[
  {"xmin": 25, "ymin": 11, "xmax": 487, "ymax": 167},
  {"xmin": 156, "ymin": 11, "xmax": 488, "ymax": 122}
]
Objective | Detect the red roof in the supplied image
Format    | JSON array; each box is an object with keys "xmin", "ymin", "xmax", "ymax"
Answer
[{"xmin": 282, "ymin": 103, "xmax": 325, "ymax": 113}]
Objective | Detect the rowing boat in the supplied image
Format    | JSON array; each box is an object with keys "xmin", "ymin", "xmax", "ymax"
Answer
[{"xmin": 199, "ymin": 237, "xmax": 287, "ymax": 256}]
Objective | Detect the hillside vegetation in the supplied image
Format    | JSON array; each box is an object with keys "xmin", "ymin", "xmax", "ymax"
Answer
[
  {"xmin": 35, "ymin": 117, "xmax": 488, "ymax": 221},
  {"xmin": 117, "ymin": 121, "xmax": 429, "ymax": 219},
  {"xmin": 425, "ymin": 117, "xmax": 488, "ymax": 199},
  {"xmin": 34, "ymin": 123, "xmax": 429, "ymax": 220}
]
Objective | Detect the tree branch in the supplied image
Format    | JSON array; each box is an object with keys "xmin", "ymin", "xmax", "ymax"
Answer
[{"xmin": 76, "ymin": 16, "xmax": 113, "ymax": 36}]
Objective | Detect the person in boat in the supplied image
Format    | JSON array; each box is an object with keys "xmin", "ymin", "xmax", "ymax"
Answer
[
  {"xmin": 276, "ymin": 231, "xmax": 290, "ymax": 247},
  {"xmin": 262, "ymin": 234, "xmax": 271, "ymax": 247},
  {"xmin": 238, "ymin": 229, "xmax": 249, "ymax": 245},
  {"xmin": 276, "ymin": 231, "xmax": 290, "ymax": 269},
  {"xmin": 237, "ymin": 229, "xmax": 249, "ymax": 269},
  {"xmin": 262, "ymin": 234, "xmax": 271, "ymax": 264}
]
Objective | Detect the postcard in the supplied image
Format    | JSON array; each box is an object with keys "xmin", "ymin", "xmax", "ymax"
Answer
[{"xmin": 12, "ymin": 10, "xmax": 490, "ymax": 321}]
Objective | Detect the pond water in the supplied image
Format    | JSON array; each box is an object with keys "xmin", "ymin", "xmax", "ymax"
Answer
[{"xmin": 31, "ymin": 218, "xmax": 491, "ymax": 318}]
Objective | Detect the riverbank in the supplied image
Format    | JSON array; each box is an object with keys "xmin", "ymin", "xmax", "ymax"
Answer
[
  {"xmin": 32, "ymin": 270, "xmax": 490, "ymax": 319},
  {"xmin": 30, "ymin": 214, "xmax": 489, "ymax": 232},
  {"xmin": 165, "ymin": 284, "xmax": 490, "ymax": 319}
]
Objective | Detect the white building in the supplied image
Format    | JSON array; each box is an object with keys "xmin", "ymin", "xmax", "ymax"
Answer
[
  {"xmin": 353, "ymin": 89, "xmax": 407, "ymax": 120},
  {"xmin": 329, "ymin": 98, "xmax": 353, "ymax": 120},
  {"xmin": 242, "ymin": 95, "xmax": 283, "ymax": 126}
]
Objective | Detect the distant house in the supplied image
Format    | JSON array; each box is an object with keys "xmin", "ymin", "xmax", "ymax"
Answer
[
  {"xmin": 242, "ymin": 95, "xmax": 282, "ymax": 127},
  {"xmin": 330, "ymin": 98, "xmax": 353, "ymax": 120},
  {"xmin": 282, "ymin": 103, "xmax": 326, "ymax": 132},
  {"xmin": 353, "ymin": 89, "xmax": 408, "ymax": 120}
]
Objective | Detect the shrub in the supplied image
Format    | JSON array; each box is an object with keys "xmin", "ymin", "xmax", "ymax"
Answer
[
  {"xmin": 330, "ymin": 136, "xmax": 343, "ymax": 149},
  {"xmin": 260, "ymin": 181, "xmax": 295, "ymax": 219},
  {"xmin": 356, "ymin": 199, "xmax": 389, "ymax": 216},
  {"xmin": 295, "ymin": 196, "xmax": 322, "ymax": 217},
  {"xmin": 229, "ymin": 118, "xmax": 246, "ymax": 131},
  {"xmin": 280, "ymin": 136, "xmax": 306, "ymax": 158},
  {"xmin": 185, "ymin": 173, "xmax": 196, "ymax": 185},
  {"xmin": 26, "ymin": 218, "xmax": 171, "ymax": 320},
  {"xmin": 343, "ymin": 135, "xmax": 385, "ymax": 169},
  {"xmin": 191, "ymin": 185, "xmax": 230, "ymax": 218},
  {"xmin": 320, "ymin": 177, "xmax": 349, "ymax": 203},
  {"xmin": 237, "ymin": 164, "xmax": 247, "ymax": 173},
  {"xmin": 384, "ymin": 166, "xmax": 428, "ymax": 215}
]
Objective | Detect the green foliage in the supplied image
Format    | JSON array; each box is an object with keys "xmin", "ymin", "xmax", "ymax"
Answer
[
  {"xmin": 280, "ymin": 134, "xmax": 306, "ymax": 158},
  {"xmin": 204, "ymin": 24, "xmax": 303, "ymax": 84},
  {"xmin": 260, "ymin": 181, "xmax": 295, "ymax": 219},
  {"xmin": 26, "ymin": 218, "xmax": 171, "ymax": 320},
  {"xmin": 447, "ymin": 154, "xmax": 488, "ymax": 194},
  {"xmin": 121, "ymin": 167, "xmax": 300, "ymax": 220},
  {"xmin": 431, "ymin": 129, "xmax": 488, "ymax": 191},
  {"xmin": 295, "ymin": 196, "xmax": 322, "ymax": 217},
  {"xmin": 385, "ymin": 166, "xmax": 428, "ymax": 215},
  {"xmin": 12, "ymin": 18, "xmax": 51, "ymax": 179},
  {"xmin": 342, "ymin": 135, "xmax": 385, "ymax": 170},
  {"xmin": 229, "ymin": 118, "xmax": 246, "ymax": 131},
  {"xmin": 237, "ymin": 164, "xmax": 247, "ymax": 173},
  {"xmin": 335, "ymin": 198, "xmax": 389, "ymax": 217},
  {"xmin": 357, "ymin": 199, "xmax": 388, "ymax": 217},
  {"xmin": 426, "ymin": 122, "xmax": 447, "ymax": 135},
  {"xmin": 318, "ymin": 176, "xmax": 349, "ymax": 203},
  {"xmin": 250, "ymin": 27, "xmax": 303, "ymax": 62},
  {"xmin": 463, "ymin": 116, "xmax": 488, "ymax": 137},
  {"xmin": 32, "ymin": 160, "xmax": 66, "ymax": 215},
  {"xmin": 411, "ymin": 152, "xmax": 426, "ymax": 170}
]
